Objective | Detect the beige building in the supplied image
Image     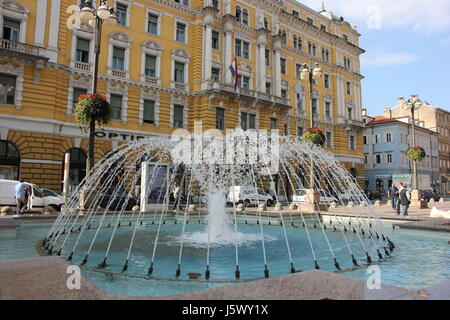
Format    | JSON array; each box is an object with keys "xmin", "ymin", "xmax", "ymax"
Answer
[{"xmin": 384, "ymin": 97, "xmax": 450, "ymax": 195}]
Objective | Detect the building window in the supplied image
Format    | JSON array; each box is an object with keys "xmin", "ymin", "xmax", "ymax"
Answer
[
  {"xmin": 374, "ymin": 134, "xmax": 380, "ymax": 144},
  {"xmin": 293, "ymin": 35, "xmax": 302, "ymax": 49},
  {"xmin": 263, "ymin": 17, "xmax": 269, "ymax": 29},
  {"xmin": 176, "ymin": 22, "xmax": 186, "ymax": 43},
  {"xmin": 270, "ymin": 117, "xmax": 278, "ymax": 130},
  {"xmin": 64, "ymin": 148, "xmax": 87, "ymax": 189},
  {"xmin": 325, "ymin": 102, "xmax": 331, "ymax": 118},
  {"xmin": 241, "ymin": 112, "xmax": 256, "ymax": 130},
  {"xmin": 363, "ymin": 136, "xmax": 367, "ymax": 145},
  {"xmin": 280, "ymin": 57, "xmax": 286, "ymax": 74},
  {"xmin": 242, "ymin": 9, "xmax": 249, "ymax": 25},
  {"xmin": 292, "ymin": 10, "xmax": 299, "ymax": 18},
  {"xmin": 348, "ymin": 107, "xmax": 353, "ymax": 120},
  {"xmin": 2, "ymin": 18, "xmax": 20, "ymax": 41},
  {"xmin": 386, "ymin": 153, "xmax": 393, "ymax": 164},
  {"xmin": 320, "ymin": 24, "xmax": 327, "ymax": 32},
  {"xmin": 235, "ymin": 39, "xmax": 249, "ymax": 59},
  {"xmin": 173, "ymin": 104, "xmax": 184, "ymax": 128},
  {"xmin": 174, "ymin": 0, "xmax": 189, "ymax": 6},
  {"xmin": 211, "ymin": 67, "xmax": 220, "ymax": 82},
  {"xmin": 75, "ymin": 38, "xmax": 90, "ymax": 63},
  {"xmin": 216, "ymin": 108, "xmax": 225, "ymax": 130},
  {"xmin": 110, "ymin": 94, "xmax": 123, "ymax": 120},
  {"xmin": 143, "ymin": 99, "xmax": 155, "ymax": 124},
  {"xmin": 296, "ymin": 64, "xmax": 302, "ymax": 80},
  {"xmin": 174, "ymin": 61, "xmax": 185, "ymax": 83},
  {"xmin": 349, "ymin": 135, "xmax": 356, "ymax": 152},
  {"xmin": 375, "ymin": 154, "xmax": 382, "ymax": 164},
  {"xmin": 307, "ymin": 17, "xmax": 314, "ymax": 25},
  {"xmin": 235, "ymin": 6, "xmax": 241, "ymax": 20},
  {"xmin": 116, "ymin": 2, "xmax": 128, "ymax": 26},
  {"xmin": 72, "ymin": 87, "xmax": 87, "ymax": 112},
  {"xmin": 238, "ymin": 75, "xmax": 250, "ymax": 89},
  {"xmin": 326, "ymin": 132, "xmax": 332, "ymax": 148},
  {"xmin": 148, "ymin": 13, "xmax": 159, "ymax": 35},
  {"xmin": 386, "ymin": 132, "xmax": 392, "ymax": 143},
  {"xmin": 281, "ymin": 89, "xmax": 288, "ymax": 99},
  {"xmin": 322, "ymin": 48, "xmax": 329, "ymax": 62},
  {"xmin": 0, "ymin": 140, "xmax": 20, "ymax": 181},
  {"xmin": 346, "ymin": 81, "xmax": 351, "ymax": 95},
  {"xmin": 212, "ymin": 30, "xmax": 220, "ymax": 50},
  {"xmin": 308, "ymin": 41, "xmax": 317, "ymax": 56},
  {"xmin": 343, "ymin": 34, "xmax": 349, "ymax": 41},
  {"xmin": 265, "ymin": 82, "xmax": 272, "ymax": 94},
  {"xmin": 324, "ymin": 74, "xmax": 330, "ymax": 88},
  {"xmin": 297, "ymin": 125, "xmax": 303, "ymax": 136},
  {"xmin": 0, "ymin": 73, "xmax": 16, "ymax": 105},
  {"xmin": 265, "ymin": 49, "xmax": 270, "ymax": 66},
  {"xmin": 145, "ymin": 54, "xmax": 157, "ymax": 77},
  {"xmin": 312, "ymin": 98, "xmax": 318, "ymax": 115},
  {"xmin": 212, "ymin": 0, "xmax": 219, "ymax": 10},
  {"xmin": 112, "ymin": 46, "xmax": 125, "ymax": 70}
]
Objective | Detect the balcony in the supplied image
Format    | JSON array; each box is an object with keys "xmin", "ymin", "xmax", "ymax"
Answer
[
  {"xmin": 0, "ymin": 38, "xmax": 48, "ymax": 63},
  {"xmin": 202, "ymin": 81, "xmax": 290, "ymax": 110},
  {"xmin": 344, "ymin": 119, "xmax": 365, "ymax": 129},
  {"xmin": 110, "ymin": 68, "xmax": 127, "ymax": 79},
  {"xmin": 73, "ymin": 61, "xmax": 91, "ymax": 72}
]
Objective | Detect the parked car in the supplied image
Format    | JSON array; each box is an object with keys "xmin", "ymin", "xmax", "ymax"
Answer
[
  {"xmin": 421, "ymin": 190, "xmax": 440, "ymax": 202},
  {"xmin": 227, "ymin": 186, "xmax": 274, "ymax": 207},
  {"xmin": 0, "ymin": 179, "xmax": 64, "ymax": 212},
  {"xmin": 98, "ymin": 188, "xmax": 137, "ymax": 211},
  {"xmin": 292, "ymin": 189, "xmax": 338, "ymax": 204}
]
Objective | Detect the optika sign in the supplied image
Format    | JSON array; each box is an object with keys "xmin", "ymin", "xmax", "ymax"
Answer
[
  {"xmin": 170, "ymin": 121, "xmax": 280, "ymax": 173},
  {"xmin": 95, "ymin": 131, "xmax": 146, "ymax": 141}
]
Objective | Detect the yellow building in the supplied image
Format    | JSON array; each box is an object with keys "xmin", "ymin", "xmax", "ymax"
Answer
[{"xmin": 0, "ymin": 0, "xmax": 365, "ymax": 193}]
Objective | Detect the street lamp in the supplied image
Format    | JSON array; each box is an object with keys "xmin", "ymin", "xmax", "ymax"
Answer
[
  {"xmin": 300, "ymin": 63, "xmax": 323, "ymax": 206},
  {"xmin": 398, "ymin": 95, "xmax": 423, "ymax": 206},
  {"xmin": 79, "ymin": 0, "xmax": 118, "ymax": 174}
]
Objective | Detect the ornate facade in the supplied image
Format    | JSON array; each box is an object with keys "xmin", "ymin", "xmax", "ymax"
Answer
[{"xmin": 0, "ymin": 0, "xmax": 365, "ymax": 191}]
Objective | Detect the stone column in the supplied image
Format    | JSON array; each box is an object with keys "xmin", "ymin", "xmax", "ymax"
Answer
[
  {"xmin": 257, "ymin": 32, "xmax": 267, "ymax": 93},
  {"xmin": 273, "ymin": 39, "xmax": 282, "ymax": 97},
  {"xmin": 202, "ymin": 16, "xmax": 213, "ymax": 89},
  {"xmin": 224, "ymin": 21, "xmax": 233, "ymax": 84}
]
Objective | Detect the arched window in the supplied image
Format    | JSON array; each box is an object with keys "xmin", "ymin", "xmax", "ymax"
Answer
[
  {"xmin": 62, "ymin": 148, "xmax": 87, "ymax": 191},
  {"xmin": 264, "ymin": 17, "xmax": 269, "ymax": 29},
  {"xmin": 0, "ymin": 140, "xmax": 20, "ymax": 180},
  {"xmin": 242, "ymin": 9, "xmax": 249, "ymax": 25},
  {"xmin": 235, "ymin": 6, "xmax": 241, "ymax": 21}
]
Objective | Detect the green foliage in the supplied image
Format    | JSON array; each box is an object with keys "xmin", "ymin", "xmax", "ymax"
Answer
[
  {"xmin": 406, "ymin": 146, "xmax": 426, "ymax": 161},
  {"xmin": 302, "ymin": 128, "xmax": 326, "ymax": 147},
  {"xmin": 74, "ymin": 94, "xmax": 111, "ymax": 133}
]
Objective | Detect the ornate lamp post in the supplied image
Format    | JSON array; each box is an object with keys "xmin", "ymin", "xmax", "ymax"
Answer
[
  {"xmin": 398, "ymin": 95, "xmax": 426, "ymax": 208},
  {"xmin": 79, "ymin": 0, "xmax": 118, "ymax": 174},
  {"xmin": 300, "ymin": 63, "xmax": 323, "ymax": 207}
]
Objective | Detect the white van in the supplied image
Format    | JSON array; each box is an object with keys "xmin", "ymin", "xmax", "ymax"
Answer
[
  {"xmin": 292, "ymin": 189, "xmax": 338, "ymax": 204},
  {"xmin": 227, "ymin": 186, "xmax": 274, "ymax": 207},
  {"xmin": 0, "ymin": 179, "xmax": 63, "ymax": 212}
]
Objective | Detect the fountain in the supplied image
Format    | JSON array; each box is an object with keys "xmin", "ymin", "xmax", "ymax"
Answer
[{"xmin": 42, "ymin": 130, "xmax": 395, "ymax": 283}]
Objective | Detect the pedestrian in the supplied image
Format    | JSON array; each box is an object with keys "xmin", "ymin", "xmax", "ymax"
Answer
[
  {"xmin": 388, "ymin": 183, "xmax": 399, "ymax": 211},
  {"xmin": 172, "ymin": 182, "xmax": 181, "ymax": 210},
  {"xmin": 399, "ymin": 183, "xmax": 411, "ymax": 217},
  {"xmin": 396, "ymin": 183, "xmax": 404, "ymax": 215},
  {"xmin": 15, "ymin": 179, "xmax": 27, "ymax": 215}
]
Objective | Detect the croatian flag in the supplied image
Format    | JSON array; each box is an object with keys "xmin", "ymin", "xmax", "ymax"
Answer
[{"xmin": 229, "ymin": 58, "xmax": 239, "ymax": 89}]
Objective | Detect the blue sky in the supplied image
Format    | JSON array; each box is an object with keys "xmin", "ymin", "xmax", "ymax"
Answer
[{"xmin": 300, "ymin": 0, "xmax": 450, "ymax": 116}]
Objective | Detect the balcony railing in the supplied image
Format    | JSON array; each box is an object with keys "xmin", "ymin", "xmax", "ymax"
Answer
[
  {"xmin": 73, "ymin": 61, "xmax": 91, "ymax": 71},
  {"xmin": 0, "ymin": 38, "xmax": 46, "ymax": 57},
  {"xmin": 144, "ymin": 76, "xmax": 159, "ymax": 85},
  {"xmin": 111, "ymin": 69, "xmax": 127, "ymax": 78}
]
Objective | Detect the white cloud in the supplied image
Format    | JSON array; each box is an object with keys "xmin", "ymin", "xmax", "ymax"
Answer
[
  {"xmin": 361, "ymin": 48, "xmax": 419, "ymax": 66},
  {"xmin": 298, "ymin": 0, "xmax": 450, "ymax": 34}
]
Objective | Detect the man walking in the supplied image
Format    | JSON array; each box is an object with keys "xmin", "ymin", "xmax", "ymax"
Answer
[
  {"xmin": 399, "ymin": 183, "xmax": 411, "ymax": 217},
  {"xmin": 388, "ymin": 183, "xmax": 399, "ymax": 211},
  {"xmin": 15, "ymin": 179, "xmax": 27, "ymax": 215},
  {"xmin": 396, "ymin": 183, "xmax": 404, "ymax": 215}
]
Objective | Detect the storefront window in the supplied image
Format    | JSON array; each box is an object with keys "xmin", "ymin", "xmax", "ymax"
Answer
[
  {"xmin": 62, "ymin": 148, "xmax": 87, "ymax": 193},
  {"xmin": 0, "ymin": 140, "xmax": 20, "ymax": 180}
]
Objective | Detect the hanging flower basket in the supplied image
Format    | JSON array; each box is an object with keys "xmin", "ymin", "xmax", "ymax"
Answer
[
  {"xmin": 406, "ymin": 146, "xmax": 426, "ymax": 161},
  {"xmin": 302, "ymin": 128, "xmax": 326, "ymax": 147},
  {"xmin": 74, "ymin": 94, "xmax": 110, "ymax": 133}
]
